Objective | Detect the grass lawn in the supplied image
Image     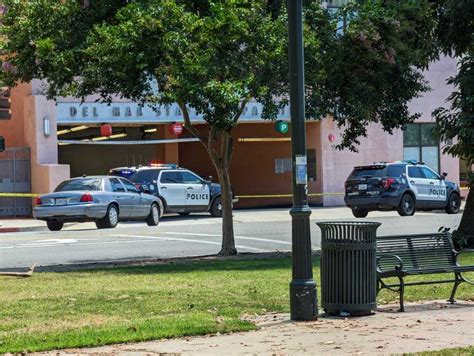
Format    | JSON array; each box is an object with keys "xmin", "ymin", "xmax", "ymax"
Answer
[
  {"xmin": 1, "ymin": 253, "xmax": 473, "ymax": 353},
  {"xmin": 412, "ymin": 346, "xmax": 474, "ymax": 355}
]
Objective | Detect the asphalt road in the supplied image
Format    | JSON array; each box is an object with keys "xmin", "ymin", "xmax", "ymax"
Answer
[{"xmin": 0, "ymin": 206, "xmax": 463, "ymax": 269}]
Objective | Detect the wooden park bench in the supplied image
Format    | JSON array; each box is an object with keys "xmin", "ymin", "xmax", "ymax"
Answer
[{"xmin": 376, "ymin": 233, "xmax": 474, "ymax": 312}]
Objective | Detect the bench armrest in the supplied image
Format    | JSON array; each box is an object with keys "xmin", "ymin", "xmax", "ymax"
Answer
[
  {"xmin": 453, "ymin": 249, "xmax": 464, "ymax": 266},
  {"xmin": 376, "ymin": 254, "xmax": 404, "ymax": 272}
]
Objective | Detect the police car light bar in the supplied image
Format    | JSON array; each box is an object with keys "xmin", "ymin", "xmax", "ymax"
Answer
[
  {"xmin": 402, "ymin": 160, "xmax": 425, "ymax": 165},
  {"xmin": 149, "ymin": 163, "xmax": 179, "ymax": 169}
]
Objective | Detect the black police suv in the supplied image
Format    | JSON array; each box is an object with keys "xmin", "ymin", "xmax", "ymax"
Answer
[{"xmin": 344, "ymin": 161, "xmax": 461, "ymax": 218}]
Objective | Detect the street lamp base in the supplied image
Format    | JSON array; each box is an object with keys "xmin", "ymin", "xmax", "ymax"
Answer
[{"xmin": 290, "ymin": 279, "xmax": 318, "ymax": 321}]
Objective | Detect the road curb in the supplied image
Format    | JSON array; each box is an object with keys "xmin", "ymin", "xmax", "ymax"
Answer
[
  {"xmin": 0, "ymin": 226, "xmax": 47, "ymax": 233},
  {"xmin": 3, "ymin": 251, "xmax": 321, "ymax": 273}
]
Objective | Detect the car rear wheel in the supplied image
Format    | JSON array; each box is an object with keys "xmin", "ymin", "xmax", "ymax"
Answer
[
  {"xmin": 96, "ymin": 204, "xmax": 119, "ymax": 229},
  {"xmin": 445, "ymin": 193, "xmax": 461, "ymax": 214},
  {"xmin": 210, "ymin": 197, "xmax": 222, "ymax": 217},
  {"xmin": 351, "ymin": 208, "xmax": 368, "ymax": 218},
  {"xmin": 146, "ymin": 204, "xmax": 160, "ymax": 226},
  {"xmin": 47, "ymin": 220, "xmax": 64, "ymax": 231},
  {"xmin": 397, "ymin": 194, "xmax": 415, "ymax": 216}
]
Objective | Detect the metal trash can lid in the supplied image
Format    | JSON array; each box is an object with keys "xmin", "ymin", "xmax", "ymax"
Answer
[
  {"xmin": 317, "ymin": 221, "xmax": 381, "ymax": 243},
  {"xmin": 316, "ymin": 221, "xmax": 382, "ymax": 228}
]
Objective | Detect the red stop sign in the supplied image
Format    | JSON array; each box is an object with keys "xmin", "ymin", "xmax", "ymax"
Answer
[{"xmin": 169, "ymin": 123, "xmax": 184, "ymax": 136}]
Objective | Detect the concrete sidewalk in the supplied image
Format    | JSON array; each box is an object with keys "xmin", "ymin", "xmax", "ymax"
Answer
[
  {"xmin": 39, "ymin": 300, "xmax": 474, "ymax": 355},
  {"xmin": 0, "ymin": 218, "xmax": 47, "ymax": 233}
]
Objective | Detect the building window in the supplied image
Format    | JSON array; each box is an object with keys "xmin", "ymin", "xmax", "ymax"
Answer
[
  {"xmin": 403, "ymin": 123, "xmax": 440, "ymax": 172},
  {"xmin": 0, "ymin": 89, "xmax": 11, "ymax": 120}
]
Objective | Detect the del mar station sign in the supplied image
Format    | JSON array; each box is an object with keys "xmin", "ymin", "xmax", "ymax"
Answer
[{"xmin": 57, "ymin": 102, "xmax": 290, "ymax": 124}]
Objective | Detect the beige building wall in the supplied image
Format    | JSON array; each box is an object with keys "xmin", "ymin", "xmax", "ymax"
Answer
[{"xmin": 23, "ymin": 94, "xmax": 69, "ymax": 194}]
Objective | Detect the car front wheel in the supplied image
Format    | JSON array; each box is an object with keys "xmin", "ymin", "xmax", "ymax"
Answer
[
  {"xmin": 47, "ymin": 220, "xmax": 64, "ymax": 231},
  {"xmin": 210, "ymin": 197, "xmax": 222, "ymax": 217},
  {"xmin": 146, "ymin": 204, "xmax": 160, "ymax": 226},
  {"xmin": 397, "ymin": 194, "xmax": 415, "ymax": 216},
  {"xmin": 445, "ymin": 193, "xmax": 461, "ymax": 214},
  {"xmin": 352, "ymin": 208, "xmax": 368, "ymax": 218}
]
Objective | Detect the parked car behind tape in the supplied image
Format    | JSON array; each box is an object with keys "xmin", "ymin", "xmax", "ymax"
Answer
[{"xmin": 34, "ymin": 176, "xmax": 163, "ymax": 231}]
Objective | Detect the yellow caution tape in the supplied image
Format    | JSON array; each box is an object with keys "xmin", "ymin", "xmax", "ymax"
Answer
[
  {"xmin": 0, "ymin": 193, "xmax": 39, "ymax": 198},
  {"xmin": 236, "ymin": 192, "xmax": 345, "ymax": 199},
  {"xmin": 237, "ymin": 189, "xmax": 470, "ymax": 199},
  {"xmin": 236, "ymin": 194, "xmax": 293, "ymax": 199},
  {"xmin": 0, "ymin": 187, "xmax": 468, "ymax": 199},
  {"xmin": 309, "ymin": 192, "xmax": 346, "ymax": 197}
]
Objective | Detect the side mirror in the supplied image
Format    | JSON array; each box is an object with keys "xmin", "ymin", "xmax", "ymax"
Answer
[
  {"xmin": 206, "ymin": 176, "xmax": 213, "ymax": 182},
  {"xmin": 441, "ymin": 172, "xmax": 448, "ymax": 180}
]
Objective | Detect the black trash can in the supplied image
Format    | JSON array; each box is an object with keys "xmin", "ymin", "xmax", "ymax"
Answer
[{"xmin": 317, "ymin": 221, "xmax": 381, "ymax": 316}]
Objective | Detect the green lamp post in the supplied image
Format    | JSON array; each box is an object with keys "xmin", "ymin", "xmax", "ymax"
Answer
[{"xmin": 287, "ymin": 0, "xmax": 318, "ymax": 321}]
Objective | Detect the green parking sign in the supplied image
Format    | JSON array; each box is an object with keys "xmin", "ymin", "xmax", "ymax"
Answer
[{"xmin": 275, "ymin": 121, "xmax": 289, "ymax": 134}]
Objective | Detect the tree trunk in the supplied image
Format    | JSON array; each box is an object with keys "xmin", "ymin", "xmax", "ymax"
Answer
[
  {"xmin": 178, "ymin": 103, "xmax": 240, "ymax": 256},
  {"xmin": 458, "ymin": 185, "xmax": 474, "ymax": 248},
  {"xmin": 215, "ymin": 164, "xmax": 237, "ymax": 256}
]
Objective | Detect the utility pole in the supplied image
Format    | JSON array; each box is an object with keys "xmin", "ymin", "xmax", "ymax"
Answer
[{"xmin": 287, "ymin": 0, "xmax": 318, "ymax": 321}]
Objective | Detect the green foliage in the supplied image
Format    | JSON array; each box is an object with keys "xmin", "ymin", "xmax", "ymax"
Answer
[
  {"xmin": 304, "ymin": 0, "xmax": 438, "ymax": 150},
  {"xmin": 431, "ymin": 0, "xmax": 474, "ymax": 57},
  {"xmin": 433, "ymin": 54, "xmax": 474, "ymax": 169},
  {"xmin": 431, "ymin": 0, "xmax": 474, "ymax": 183},
  {"xmin": 0, "ymin": 0, "xmax": 439, "ymax": 148}
]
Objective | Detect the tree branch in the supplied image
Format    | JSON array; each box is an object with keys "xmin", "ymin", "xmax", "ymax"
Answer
[
  {"xmin": 208, "ymin": 126, "xmax": 222, "ymax": 164},
  {"xmin": 179, "ymin": 102, "xmax": 221, "ymax": 163},
  {"xmin": 232, "ymin": 97, "xmax": 250, "ymax": 124},
  {"xmin": 178, "ymin": 102, "xmax": 208, "ymax": 148}
]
